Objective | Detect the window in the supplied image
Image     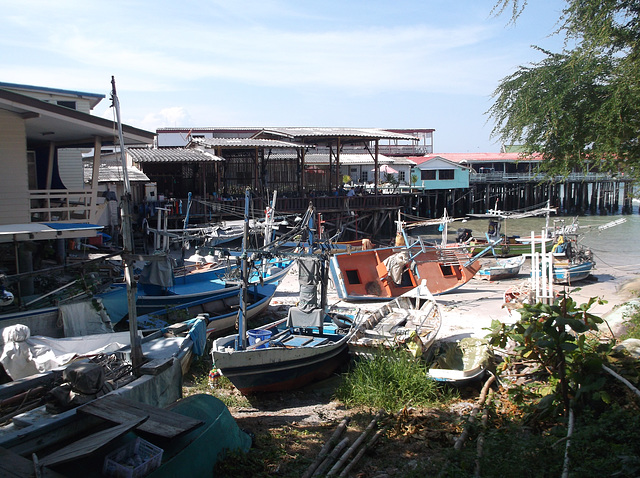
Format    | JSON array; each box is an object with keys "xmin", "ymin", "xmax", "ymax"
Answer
[
  {"xmin": 361, "ymin": 171, "xmax": 368, "ymax": 182},
  {"xmin": 57, "ymin": 100, "xmax": 76, "ymax": 110},
  {"xmin": 421, "ymin": 170, "xmax": 436, "ymax": 180},
  {"xmin": 398, "ymin": 171, "xmax": 406, "ymax": 182},
  {"xmin": 345, "ymin": 270, "xmax": 361, "ymax": 284},
  {"xmin": 439, "ymin": 169, "xmax": 454, "ymax": 180}
]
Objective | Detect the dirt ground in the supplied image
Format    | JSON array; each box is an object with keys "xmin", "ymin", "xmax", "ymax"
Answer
[{"xmin": 184, "ymin": 258, "xmax": 640, "ymax": 476}]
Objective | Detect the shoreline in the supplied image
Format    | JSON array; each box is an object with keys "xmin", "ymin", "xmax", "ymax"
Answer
[{"xmin": 269, "ymin": 258, "xmax": 640, "ymax": 342}]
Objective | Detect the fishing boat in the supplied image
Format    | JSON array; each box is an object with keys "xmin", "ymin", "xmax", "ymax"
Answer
[
  {"xmin": 348, "ymin": 280, "xmax": 441, "ymax": 359},
  {"xmin": 427, "ymin": 337, "xmax": 491, "ymax": 385},
  {"xmin": 135, "ymin": 283, "xmax": 277, "ymax": 336},
  {"xmin": 465, "ymin": 203, "xmax": 557, "ymax": 257},
  {"xmin": 0, "ymin": 392, "xmax": 251, "ymax": 478},
  {"xmin": 477, "ymin": 255, "xmax": 526, "ymax": 281},
  {"xmin": 212, "ymin": 194, "xmax": 358, "ymax": 394},
  {"xmin": 550, "ymin": 232, "xmax": 596, "ymax": 284},
  {"xmin": 99, "ymin": 253, "xmax": 293, "ymax": 320},
  {"xmin": 328, "ymin": 234, "xmax": 486, "ymax": 301},
  {"xmin": 211, "ymin": 304, "xmax": 357, "ymax": 394}
]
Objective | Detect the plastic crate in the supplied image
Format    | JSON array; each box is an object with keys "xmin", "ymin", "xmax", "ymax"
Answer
[{"xmin": 102, "ymin": 437, "xmax": 163, "ymax": 478}]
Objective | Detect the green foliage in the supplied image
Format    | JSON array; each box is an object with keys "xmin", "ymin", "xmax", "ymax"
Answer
[
  {"xmin": 490, "ymin": 0, "xmax": 640, "ymax": 183},
  {"xmin": 335, "ymin": 349, "xmax": 455, "ymax": 412},
  {"xmin": 486, "ymin": 293, "xmax": 615, "ymax": 416}
]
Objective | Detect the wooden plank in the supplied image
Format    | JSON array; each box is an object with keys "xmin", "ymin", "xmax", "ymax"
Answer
[
  {"xmin": 0, "ymin": 447, "xmax": 65, "ymax": 478},
  {"xmin": 38, "ymin": 418, "xmax": 147, "ymax": 467},
  {"xmin": 77, "ymin": 395, "xmax": 202, "ymax": 439},
  {"xmin": 139, "ymin": 357, "xmax": 174, "ymax": 376}
]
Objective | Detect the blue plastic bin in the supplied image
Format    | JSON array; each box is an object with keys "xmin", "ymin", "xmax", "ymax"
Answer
[{"xmin": 247, "ymin": 329, "xmax": 272, "ymax": 348}]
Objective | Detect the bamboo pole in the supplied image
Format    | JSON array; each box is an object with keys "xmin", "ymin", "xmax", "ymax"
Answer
[
  {"xmin": 474, "ymin": 389, "xmax": 493, "ymax": 477},
  {"xmin": 454, "ymin": 374, "xmax": 496, "ymax": 450},
  {"xmin": 326, "ymin": 410, "xmax": 384, "ymax": 476},
  {"xmin": 602, "ymin": 365, "xmax": 640, "ymax": 399},
  {"xmin": 311, "ymin": 437, "xmax": 350, "ymax": 477},
  {"xmin": 561, "ymin": 407, "xmax": 575, "ymax": 478},
  {"xmin": 302, "ymin": 417, "xmax": 350, "ymax": 478},
  {"xmin": 338, "ymin": 424, "xmax": 389, "ymax": 477}
]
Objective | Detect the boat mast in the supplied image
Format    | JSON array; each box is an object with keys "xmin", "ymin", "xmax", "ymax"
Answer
[
  {"xmin": 236, "ymin": 187, "xmax": 251, "ymax": 350},
  {"xmin": 111, "ymin": 76, "xmax": 143, "ymax": 370},
  {"xmin": 262, "ymin": 191, "xmax": 277, "ymax": 278}
]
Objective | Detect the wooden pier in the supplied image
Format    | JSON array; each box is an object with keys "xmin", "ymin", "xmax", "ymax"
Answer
[{"xmin": 161, "ymin": 171, "xmax": 635, "ymax": 241}]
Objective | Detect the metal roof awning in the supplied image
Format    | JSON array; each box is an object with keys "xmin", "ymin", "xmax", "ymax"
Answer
[
  {"xmin": 255, "ymin": 127, "xmax": 420, "ymax": 142},
  {"xmin": 83, "ymin": 164, "xmax": 150, "ymax": 183},
  {"xmin": 0, "ymin": 223, "xmax": 103, "ymax": 243},
  {"xmin": 192, "ymin": 137, "xmax": 303, "ymax": 149},
  {"xmin": 270, "ymin": 152, "xmax": 396, "ymax": 165},
  {"xmin": 0, "ymin": 88, "xmax": 154, "ymax": 147},
  {"xmin": 128, "ymin": 148, "xmax": 223, "ymax": 163}
]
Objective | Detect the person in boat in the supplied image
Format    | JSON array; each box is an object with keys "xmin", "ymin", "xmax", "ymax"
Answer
[{"xmin": 361, "ymin": 238, "xmax": 373, "ymax": 250}]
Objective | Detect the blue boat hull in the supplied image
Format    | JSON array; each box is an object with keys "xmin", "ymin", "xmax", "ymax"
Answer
[{"xmin": 553, "ymin": 260, "xmax": 595, "ymax": 284}]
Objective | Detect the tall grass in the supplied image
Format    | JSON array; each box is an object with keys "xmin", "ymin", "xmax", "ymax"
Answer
[{"xmin": 335, "ymin": 349, "xmax": 456, "ymax": 412}]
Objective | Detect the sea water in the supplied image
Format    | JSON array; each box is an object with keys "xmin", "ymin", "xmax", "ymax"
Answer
[{"xmin": 414, "ymin": 213, "xmax": 640, "ymax": 284}]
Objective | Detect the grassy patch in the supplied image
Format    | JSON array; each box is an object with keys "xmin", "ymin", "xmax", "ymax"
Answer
[{"xmin": 335, "ymin": 349, "xmax": 457, "ymax": 411}]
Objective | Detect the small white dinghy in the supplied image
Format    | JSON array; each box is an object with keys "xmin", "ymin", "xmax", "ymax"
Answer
[{"xmin": 478, "ymin": 255, "xmax": 525, "ymax": 281}]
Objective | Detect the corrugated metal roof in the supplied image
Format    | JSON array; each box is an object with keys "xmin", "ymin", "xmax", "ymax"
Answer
[
  {"xmin": 83, "ymin": 164, "xmax": 150, "ymax": 183},
  {"xmin": 193, "ymin": 137, "xmax": 302, "ymax": 149},
  {"xmin": 258, "ymin": 127, "xmax": 419, "ymax": 141},
  {"xmin": 270, "ymin": 153, "xmax": 396, "ymax": 166},
  {"xmin": 128, "ymin": 148, "xmax": 223, "ymax": 163},
  {"xmin": 156, "ymin": 127, "xmax": 419, "ymax": 142}
]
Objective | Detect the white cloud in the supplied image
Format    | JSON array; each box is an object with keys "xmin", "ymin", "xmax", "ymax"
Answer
[{"xmin": 140, "ymin": 107, "xmax": 192, "ymax": 130}]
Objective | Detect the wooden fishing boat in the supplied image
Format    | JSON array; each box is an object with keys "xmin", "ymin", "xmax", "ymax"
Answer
[
  {"xmin": 211, "ymin": 305, "xmax": 358, "ymax": 394},
  {"xmin": 135, "ymin": 283, "xmax": 277, "ymax": 336},
  {"xmin": 552, "ymin": 258, "xmax": 595, "ymax": 284},
  {"xmin": 348, "ymin": 281, "xmax": 441, "ymax": 359},
  {"xmin": 550, "ymin": 232, "xmax": 596, "ymax": 284},
  {"xmin": 102, "ymin": 255, "xmax": 293, "ymax": 319},
  {"xmin": 477, "ymin": 255, "xmax": 526, "ymax": 281},
  {"xmin": 0, "ymin": 393, "xmax": 251, "ymax": 478},
  {"xmin": 0, "ymin": 314, "xmax": 211, "ymax": 472},
  {"xmin": 329, "ymin": 241, "xmax": 482, "ymax": 301},
  {"xmin": 212, "ymin": 192, "xmax": 359, "ymax": 394},
  {"xmin": 465, "ymin": 203, "xmax": 557, "ymax": 257},
  {"xmin": 427, "ymin": 337, "xmax": 491, "ymax": 385}
]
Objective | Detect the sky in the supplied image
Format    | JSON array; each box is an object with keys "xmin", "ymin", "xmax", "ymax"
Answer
[{"xmin": 1, "ymin": 0, "xmax": 568, "ymax": 153}]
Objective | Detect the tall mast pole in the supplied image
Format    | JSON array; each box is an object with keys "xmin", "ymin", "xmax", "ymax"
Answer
[
  {"xmin": 236, "ymin": 187, "xmax": 251, "ymax": 350},
  {"xmin": 111, "ymin": 76, "xmax": 143, "ymax": 370}
]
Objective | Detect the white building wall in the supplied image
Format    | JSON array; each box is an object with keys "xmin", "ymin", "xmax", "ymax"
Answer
[
  {"xmin": 0, "ymin": 109, "xmax": 30, "ymax": 224},
  {"xmin": 58, "ymin": 148, "xmax": 84, "ymax": 189},
  {"xmin": 157, "ymin": 132, "xmax": 193, "ymax": 147}
]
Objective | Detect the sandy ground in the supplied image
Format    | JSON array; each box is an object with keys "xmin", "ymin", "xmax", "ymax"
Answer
[{"xmin": 269, "ymin": 257, "xmax": 640, "ymax": 341}]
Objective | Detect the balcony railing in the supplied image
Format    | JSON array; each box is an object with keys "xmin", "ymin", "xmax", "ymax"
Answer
[
  {"xmin": 29, "ymin": 189, "xmax": 97, "ymax": 223},
  {"xmin": 469, "ymin": 171, "xmax": 620, "ymax": 183}
]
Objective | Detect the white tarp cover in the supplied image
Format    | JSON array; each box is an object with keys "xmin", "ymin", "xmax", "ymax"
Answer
[
  {"xmin": 58, "ymin": 298, "xmax": 114, "ymax": 336},
  {"xmin": 383, "ymin": 251, "xmax": 410, "ymax": 284},
  {"xmin": 0, "ymin": 326, "xmax": 130, "ymax": 380}
]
